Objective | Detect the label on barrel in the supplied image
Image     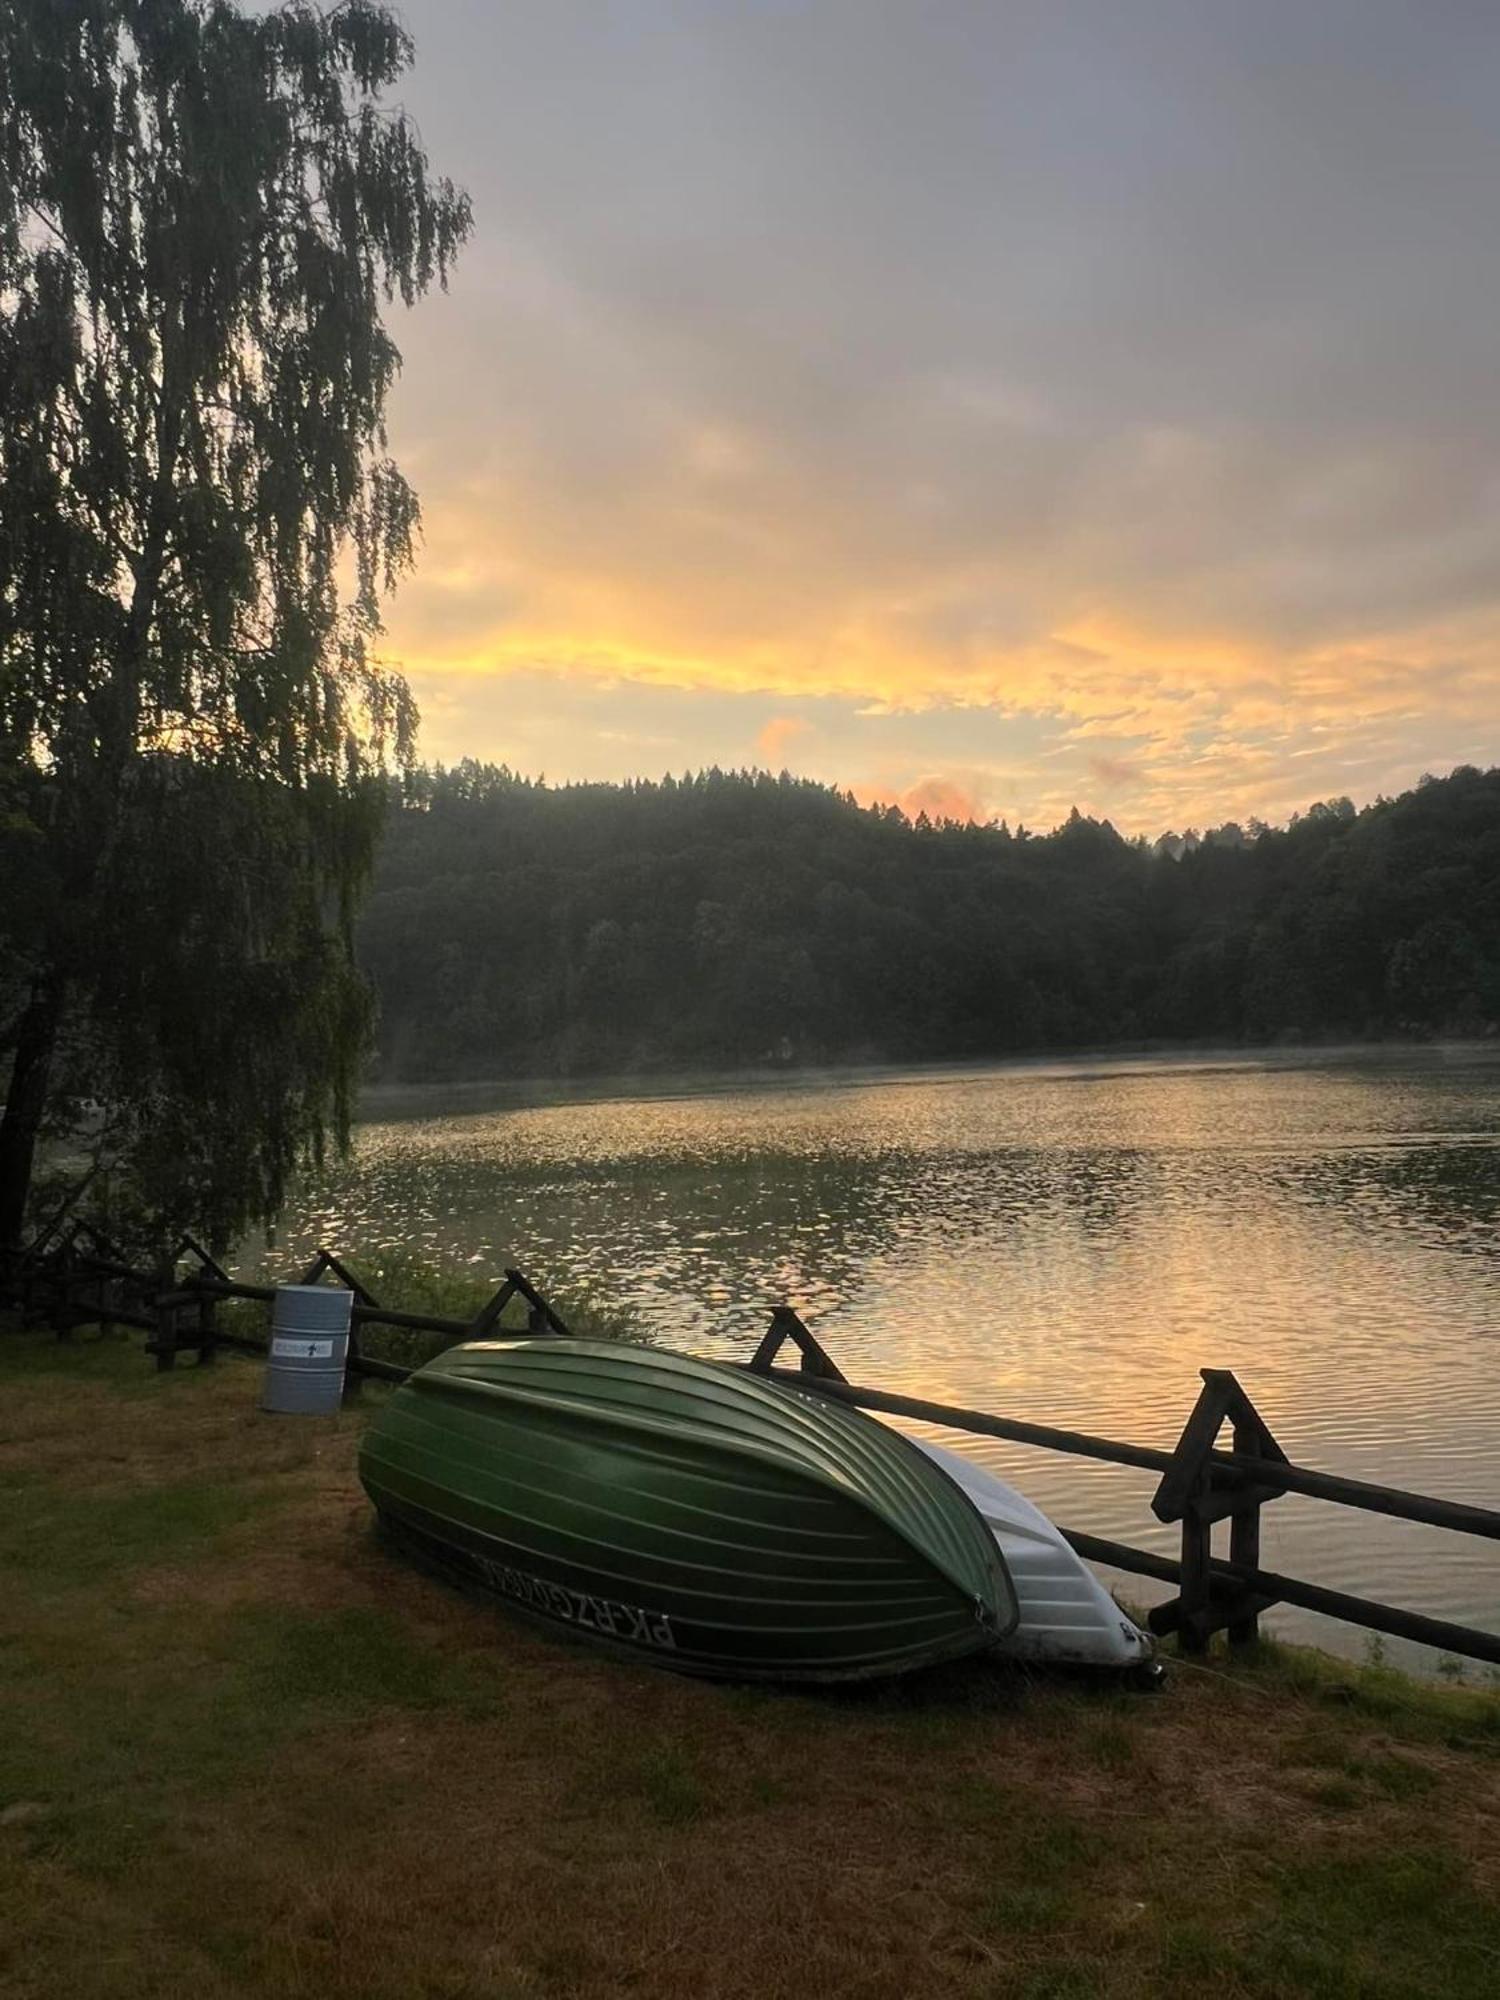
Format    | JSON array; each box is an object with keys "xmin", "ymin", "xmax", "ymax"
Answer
[{"xmin": 272, "ymin": 1337, "xmax": 336, "ymax": 1359}]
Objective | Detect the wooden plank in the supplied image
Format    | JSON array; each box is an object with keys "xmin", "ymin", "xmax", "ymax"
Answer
[
  {"xmin": 747, "ymin": 1319, "xmax": 791, "ymax": 1374},
  {"xmin": 751, "ymin": 1309, "xmax": 848, "ymax": 1382},
  {"xmin": 1070, "ymin": 1530, "xmax": 1500, "ymax": 1668},
  {"xmin": 195, "ymin": 1291, "xmax": 217, "ymax": 1366},
  {"xmin": 1149, "ymin": 1585, "xmax": 1281, "ymax": 1638},
  {"xmin": 1189, "ymin": 1478, "xmax": 1289, "ymax": 1527},
  {"xmin": 786, "ymin": 1310, "xmax": 848, "ymax": 1383},
  {"xmin": 1152, "ymin": 1374, "xmax": 1238, "ymax": 1522},
  {"xmin": 1206, "ymin": 1369, "xmax": 1288, "ymax": 1465},
  {"xmin": 503, "ymin": 1267, "xmax": 572, "ymax": 1338},
  {"xmin": 1155, "ymin": 1371, "xmax": 1291, "ymax": 1525},
  {"xmin": 341, "ymin": 1318, "xmax": 363, "ymax": 1404},
  {"xmin": 75, "ymin": 1307, "xmax": 154, "ymax": 1332},
  {"xmin": 1211, "ymin": 1452, "xmax": 1500, "ymax": 1541},
  {"xmin": 1175, "ymin": 1497, "xmax": 1214, "ymax": 1654},
  {"xmin": 761, "ymin": 1368, "xmax": 1177, "ymax": 1474},
  {"xmin": 198, "ymin": 1328, "xmax": 269, "ymax": 1357},
  {"xmin": 298, "ymin": 1248, "xmax": 379, "ymax": 1307},
  {"xmin": 71, "ymin": 1250, "xmax": 141, "ymax": 1281},
  {"xmin": 1209, "ymin": 1554, "xmax": 1500, "ymax": 1669},
  {"xmin": 350, "ymin": 1303, "xmax": 468, "ymax": 1336},
  {"xmin": 74, "ymin": 1222, "xmax": 128, "ymax": 1264},
  {"xmin": 177, "ymin": 1234, "xmax": 231, "ymax": 1285},
  {"xmin": 1058, "ymin": 1530, "xmax": 1181, "ymax": 1586},
  {"xmin": 770, "ymin": 1368, "xmax": 1500, "ymax": 1541},
  {"xmin": 1227, "ymin": 1403, "xmax": 1269, "ymax": 1646},
  {"xmin": 467, "ymin": 1279, "xmax": 517, "ymax": 1338},
  {"xmin": 152, "ymin": 1294, "xmax": 178, "ymax": 1372},
  {"xmin": 347, "ymin": 1350, "xmax": 410, "ymax": 1383}
]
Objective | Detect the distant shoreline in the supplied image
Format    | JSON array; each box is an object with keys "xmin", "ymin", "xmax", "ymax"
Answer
[{"xmin": 355, "ymin": 1034, "xmax": 1499, "ymax": 1124}]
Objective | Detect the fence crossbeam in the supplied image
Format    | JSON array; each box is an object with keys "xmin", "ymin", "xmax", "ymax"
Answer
[{"xmin": 9, "ymin": 1255, "xmax": 1500, "ymax": 1671}]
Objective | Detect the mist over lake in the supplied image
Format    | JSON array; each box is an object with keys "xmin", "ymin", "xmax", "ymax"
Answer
[{"xmin": 267, "ymin": 1044, "xmax": 1500, "ymax": 1670}]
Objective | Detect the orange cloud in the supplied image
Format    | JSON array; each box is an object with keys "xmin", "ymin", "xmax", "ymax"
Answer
[
  {"xmin": 380, "ymin": 445, "xmax": 1500, "ymax": 834},
  {"xmin": 854, "ymin": 776, "xmax": 985, "ymax": 825},
  {"xmin": 756, "ymin": 715, "xmax": 811, "ymax": 765},
  {"xmin": 1088, "ymin": 754, "xmax": 1137, "ymax": 788},
  {"xmin": 386, "ymin": 451, "xmax": 1500, "ymax": 740}
]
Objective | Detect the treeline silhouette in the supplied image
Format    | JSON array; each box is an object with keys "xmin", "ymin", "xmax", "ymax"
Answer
[{"xmin": 360, "ymin": 762, "xmax": 1500, "ymax": 1080}]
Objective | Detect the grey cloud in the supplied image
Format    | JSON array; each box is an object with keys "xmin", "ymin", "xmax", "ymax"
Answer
[{"xmin": 385, "ymin": 1, "xmax": 1500, "ymax": 735}]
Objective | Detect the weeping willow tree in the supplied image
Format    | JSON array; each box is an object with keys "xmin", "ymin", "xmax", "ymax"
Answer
[{"xmin": 0, "ymin": 0, "xmax": 470, "ymax": 1253}]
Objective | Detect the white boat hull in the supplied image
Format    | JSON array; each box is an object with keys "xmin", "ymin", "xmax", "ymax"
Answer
[{"xmin": 909, "ymin": 1437, "xmax": 1154, "ymax": 1668}]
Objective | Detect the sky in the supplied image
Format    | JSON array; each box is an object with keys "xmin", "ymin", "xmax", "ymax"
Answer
[{"xmin": 373, "ymin": 1, "xmax": 1500, "ymax": 833}]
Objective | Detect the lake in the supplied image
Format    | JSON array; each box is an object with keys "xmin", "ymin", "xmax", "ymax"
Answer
[{"xmin": 270, "ymin": 1047, "xmax": 1500, "ymax": 1672}]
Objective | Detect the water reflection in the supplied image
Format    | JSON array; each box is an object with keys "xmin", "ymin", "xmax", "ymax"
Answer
[{"xmin": 261, "ymin": 1047, "xmax": 1500, "ymax": 1666}]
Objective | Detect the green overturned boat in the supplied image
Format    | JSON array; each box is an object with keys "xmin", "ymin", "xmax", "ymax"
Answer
[{"xmin": 359, "ymin": 1338, "xmax": 1018, "ymax": 1681}]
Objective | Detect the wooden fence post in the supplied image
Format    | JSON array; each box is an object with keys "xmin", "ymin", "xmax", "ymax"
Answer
[
  {"xmin": 11, "ymin": 1251, "xmax": 35, "ymax": 1328},
  {"xmin": 505, "ymin": 1268, "xmax": 573, "ymax": 1338},
  {"xmin": 342, "ymin": 1315, "xmax": 364, "ymax": 1403},
  {"xmin": 467, "ymin": 1278, "xmax": 518, "ymax": 1339},
  {"xmin": 1175, "ymin": 1476, "xmax": 1214, "ymax": 1654},
  {"xmin": 747, "ymin": 1306, "xmax": 848, "ymax": 1382},
  {"xmin": 49, "ymin": 1238, "xmax": 77, "ymax": 1341},
  {"xmin": 195, "ymin": 1287, "xmax": 217, "ymax": 1366},
  {"xmin": 1149, "ymin": 1370, "xmax": 1289, "ymax": 1654},
  {"xmin": 153, "ymin": 1292, "xmax": 179, "ymax": 1370},
  {"xmin": 297, "ymin": 1248, "xmax": 376, "ymax": 1403},
  {"xmin": 96, "ymin": 1266, "xmax": 117, "ymax": 1342},
  {"xmin": 1227, "ymin": 1409, "xmax": 1265, "ymax": 1645},
  {"xmin": 166, "ymin": 1241, "xmax": 231, "ymax": 1368},
  {"xmin": 70, "ymin": 1224, "xmax": 122, "ymax": 1339}
]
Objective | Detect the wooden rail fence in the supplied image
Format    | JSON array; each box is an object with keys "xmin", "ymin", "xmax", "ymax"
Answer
[
  {"xmin": 5, "ymin": 1228, "xmax": 1499, "ymax": 1670},
  {"xmin": 0, "ymin": 1223, "xmax": 569, "ymax": 1382}
]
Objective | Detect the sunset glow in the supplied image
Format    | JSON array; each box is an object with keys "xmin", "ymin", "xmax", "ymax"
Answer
[{"xmin": 378, "ymin": 2, "xmax": 1500, "ymax": 832}]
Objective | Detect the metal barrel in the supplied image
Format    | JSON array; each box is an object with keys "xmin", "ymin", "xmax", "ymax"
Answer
[{"xmin": 261, "ymin": 1284, "xmax": 353, "ymax": 1414}]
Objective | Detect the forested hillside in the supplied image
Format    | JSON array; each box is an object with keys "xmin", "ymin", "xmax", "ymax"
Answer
[{"xmin": 359, "ymin": 763, "xmax": 1500, "ymax": 1080}]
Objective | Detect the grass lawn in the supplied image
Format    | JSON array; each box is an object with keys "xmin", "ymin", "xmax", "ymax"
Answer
[{"xmin": 2, "ymin": 1326, "xmax": 1498, "ymax": 2000}]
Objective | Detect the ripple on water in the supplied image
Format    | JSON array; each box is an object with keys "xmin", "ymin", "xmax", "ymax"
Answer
[{"xmin": 258, "ymin": 1048, "xmax": 1500, "ymax": 1667}]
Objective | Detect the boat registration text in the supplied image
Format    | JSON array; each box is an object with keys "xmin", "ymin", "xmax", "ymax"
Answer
[{"xmin": 470, "ymin": 1554, "xmax": 677, "ymax": 1650}]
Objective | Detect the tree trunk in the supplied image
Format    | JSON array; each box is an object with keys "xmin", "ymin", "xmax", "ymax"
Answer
[{"xmin": 0, "ymin": 978, "xmax": 64, "ymax": 1252}]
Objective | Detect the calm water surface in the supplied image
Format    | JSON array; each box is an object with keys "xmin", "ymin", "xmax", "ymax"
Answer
[{"xmin": 271, "ymin": 1048, "xmax": 1500, "ymax": 1670}]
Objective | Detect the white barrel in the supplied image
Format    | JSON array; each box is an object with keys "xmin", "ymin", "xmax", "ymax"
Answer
[{"xmin": 261, "ymin": 1284, "xmax": 353, "ymax": 1414}]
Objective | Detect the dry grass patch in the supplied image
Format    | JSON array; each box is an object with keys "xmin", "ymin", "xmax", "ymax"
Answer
[{"xmin": 2, "ymin": 1326, "xmax": 1499, "ymax": 1999}]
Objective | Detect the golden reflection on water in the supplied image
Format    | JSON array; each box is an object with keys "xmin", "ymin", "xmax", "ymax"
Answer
[{"xmin": 271, "ymin": 1049, "xmax": 1500, "ymax": 1664}]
